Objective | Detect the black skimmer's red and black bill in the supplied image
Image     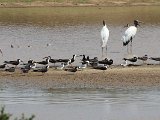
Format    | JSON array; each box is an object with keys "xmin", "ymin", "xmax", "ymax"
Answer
[
  {"xmin": 33, "ymin": 65, "xmax": 49, "ymax": 73},
  {"xmin": 4, "ymin": 59, "xmax": 22, "ymax": 66}
]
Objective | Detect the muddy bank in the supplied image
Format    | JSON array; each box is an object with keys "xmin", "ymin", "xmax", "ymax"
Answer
[
  {"xmin": 0, "ymin": 1, "xmax": 160, "ymax": 8},
  {"xmin": 0, "ymin": 65, "xmax": 160, "ymax": 89}
]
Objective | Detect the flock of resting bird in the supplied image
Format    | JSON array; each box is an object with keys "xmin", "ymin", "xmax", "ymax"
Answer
[
  {"xmin": 0, "ymin": 19, "xmax": 160, "ymax": 73},
  {"xmin": 0, "ymin": 55, "xmax": 113, "ymax": 73}
]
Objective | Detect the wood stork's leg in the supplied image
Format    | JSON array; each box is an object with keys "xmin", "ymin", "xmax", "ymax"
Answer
[
  {"xmin": 130, "ymin": 37, "xmax": 133, "ymax": 54},
  {"xmin": 102, "ymin": 47, "xmax": 104, "ymax": 59},
  {"xmin": 127, "ymin": 44, "xmax": 129, "ymax": 55},
  {"xmin": 130, "ymin": 40, "xmax": 132, "ymax": 54},
  {"xmin": 105, "ymin": 46, "xmax": 107, "ymax": 58}
]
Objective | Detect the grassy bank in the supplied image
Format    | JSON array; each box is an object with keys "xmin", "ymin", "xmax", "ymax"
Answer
[{"xmin": 0, "ymin": 0, "xmax": 160, "ymax": 7}]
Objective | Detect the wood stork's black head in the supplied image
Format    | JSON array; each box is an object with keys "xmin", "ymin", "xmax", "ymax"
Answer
[
  {"xmin": 134, "ymin": 20, "xmax": 140, "ymax": 27},
  {"xmin": 103, "ymin": 20, "xmax": 105, "ymax": 26}
]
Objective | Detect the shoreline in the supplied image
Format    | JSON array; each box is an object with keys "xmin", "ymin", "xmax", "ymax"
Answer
[
  {"xmin": 0, "ymin": 1, "xmax": 160, "ymax": 8},
  {"xmin": 1, "ymin": 65, "xmax": 160, "ymax": 89}
]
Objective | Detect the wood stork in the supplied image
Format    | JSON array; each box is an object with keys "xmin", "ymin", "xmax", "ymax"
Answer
[
  {"xmin": 101, "ymin": 20, "xmax": 109, "ymax": 58},
  {"xmin": 122, "ymin": 20, "xmax": 141, "ymax": 54}
]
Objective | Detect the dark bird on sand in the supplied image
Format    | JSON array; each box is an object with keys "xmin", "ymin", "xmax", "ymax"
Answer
[
  {"xmin": 64, "ymin": 66, "xmax": 79, "ymax": 73},
  {"xmin": 149, "ymin": 57, "xmax": 160, "ymax": 61},
  {"xmin": 21, "ymin": 68, "xmax": 30, "ymax": 73},
  {"xmin": 98, "ymin": 58, "xmax": 113, "ymax": 65},
  {"xmin": 138, "ymin": 55, "xmax": 148, "ymax": 62},
  {"xmin": 93, "ymin": 65, "xmax": 107, "ymax": 70},
  {"xmin": 123, "ymin": 57, "xmax": 137, "ymax": 63},
  {"xmin": 36, "ymin": 58, "xmax": 49, "ymax": 65},
  {"xmin": 5, "ymin": 67, "xmax": 15, "ymax": 72},
  {"xmin": 57, "ymin": 54, "xmax": 77, "ymax": 65},
  {"xmin": 33, "ymin": 65, "xmax": 49, "ymax": 73},
  {"xmin": 4, "ymin": 59, "xmax": 22, "ymax": 66},
  {"xmin": 149, "ymin": 57, "xmax": 160, "ymax": 64},
  {"xmin": 0, "ymin": 64, "xmax": 7, "ymax": 69},
  {"xmin": 47, "ymin": 56, "xmax": 58, "ymax": 65}
]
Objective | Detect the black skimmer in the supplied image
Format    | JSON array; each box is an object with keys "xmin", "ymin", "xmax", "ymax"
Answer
[
  {"xmin": 87, "ymin": 56, "xmax": 98, "ymax": 67},
  {"xmin": 21, "ymin": 67, "xmax": 30, "ymax": 73},
  {"xmin": 5, "ymin": 67, "xmax": 15, "ymax": 72},
  {"xmin": 93, "ymin": 65, "xmax": 107, "ymax": 70},
  {"xmin": 36, "ymin": 58, "xmax": 49, "ymax": 65},
  {"xmin": 0, "ymin": 64, "xmax": 7, "ymax": 69},
  {"xmin": 80, "ymin": 55, "xmax": 89, "ymax": 63},
  {"xmin": 149, "ymin": 57, "xmax": 160, "ymax": 64},
  {"xmin": 123, "ymin": 57, "xmax": 137, "ymax": 63},
  {"xmin": 47, "ymin": 56, "xmax": 58, "ymax": 65},
  {"xmin": 57, "ymin": 54, "xmax": 77, "ymax": 65},
  {"xmin": 65, "ymin": 66, "xmax": 79, "ymax": 73},
  {"xmin": 70, "ymin": 54, "xmax": 77, "ymax": 64},
  {"xmin": 138, "ymin": 55, "xmax": 148, "ymax": 63},
  {"xmin": 28, "ymin": 59, "xmax": 34, "ymax": 64},
  {"xmin": 98, "ymin": 58, "xmax": 113, "ymax": 65},
  {"xmin": 33, "ymin": 65, "xmax": 49, "ymax": 73},
  {"xmin": 121, "ymin": 56, "xmax": 137, "ymax": 66},
  {"xmin": 4, "ymin": 59, "xmax": 22, "ymax": 66}
]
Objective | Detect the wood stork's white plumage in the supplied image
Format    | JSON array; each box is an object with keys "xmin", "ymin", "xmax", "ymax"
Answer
[
  {"xmin": 101, "ymin": 20, "xmax": 109, "ymax": 58},
  {"xmin": 122, "ymin": 20, "xmax": 140, "ymax": 54}
]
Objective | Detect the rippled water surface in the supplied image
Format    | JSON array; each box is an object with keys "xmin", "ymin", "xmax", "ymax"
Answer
[{"xmin": 0, "ymin": 6, "xmax": 160, "ymax": 120}]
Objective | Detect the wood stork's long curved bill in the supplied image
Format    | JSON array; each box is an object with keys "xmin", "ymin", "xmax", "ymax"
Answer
[{"xmin": 101, "ymin": 20, "xmax": 109, "ymax": 58}]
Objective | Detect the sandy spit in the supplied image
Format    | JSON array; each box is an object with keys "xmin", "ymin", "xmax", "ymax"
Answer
[
  {"xmin": 1, "ymin": 65, "xmax": 160, "ymax": 89},
  {"xmin": 0, "ymin": 1, "xmax": 160, "ymax": 8}
]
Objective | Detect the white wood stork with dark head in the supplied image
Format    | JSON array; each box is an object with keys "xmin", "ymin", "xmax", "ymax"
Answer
[
  {"xmin": 101, "ymin": 20, "xmax": 109, "ymax": 58},
  {"xmin": 122, "ymin": 20, "xmax": 141, "ymax": 54}
]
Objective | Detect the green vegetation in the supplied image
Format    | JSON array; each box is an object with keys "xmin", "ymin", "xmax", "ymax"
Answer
[{"xmin": 0, "ymin": 107, "xmax": 35, "ymax": 120}]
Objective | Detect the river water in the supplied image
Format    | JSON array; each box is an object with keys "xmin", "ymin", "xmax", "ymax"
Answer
[{"xmin": 0, "ymin": 6, "xmax": 160, "ymax": 120}]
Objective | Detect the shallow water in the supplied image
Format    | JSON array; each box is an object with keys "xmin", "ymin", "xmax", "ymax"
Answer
[
  {"xmin": 0, "ymin": 6, "xmax": 160, "ymax": 64},
  {"xmin": 1, "ymin": 82, "xmax": 160, "ymax": 120},
  {"xmin": 0, "ymin": 6, "xmax": 160, "ymax": 120}
]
